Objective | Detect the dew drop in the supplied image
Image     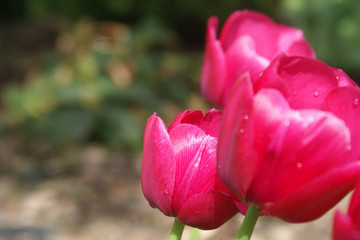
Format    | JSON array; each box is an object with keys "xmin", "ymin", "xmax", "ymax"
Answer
[
  {"xmin": 293, "ymin": 112, "xmax": 301, "ymax": 121},
  {"xmin": 259, "ymin": 72, "xmax": 263, "ymax": 77},
  {"xmin": 239, "ymin": 129, "xmax": 245, "ymax": 134},
  {"xmin": 346, "ymin": 145, "xmax": 352, "ymax": 151},
  {"xmin": 164, "ymin": 188, "xmax": 170, "ymax": 195},
  {"xmin": 297, "ymin": 162, "xmax": 302, "ymax": 168},
  {"xmin": 354, "ymin": 98, "xmax": 359, "ymax": 107},
  {"xmin": 313, "ymin": 90, "xmax": 319, "ymax": 97},
  {"xmin": 194, "ymin": 162, "xmax": 199, "ymax": 168},
  {"xmin": 284, "ymin": 120, "xmax": 290, "ymax": 126},
  {"xmin": 243, "ymin": 114, "xmax": 249, "ymax": 120},
  {"xmin": 336, "ymin": 76, "xmax": 339, "ymax": 80}
]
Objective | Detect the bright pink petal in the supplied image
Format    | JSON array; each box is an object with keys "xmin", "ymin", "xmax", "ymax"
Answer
[
  {"xmin": 180, "ymin": 109, "xmax": 222, "ymax": 138},
  {"xmin": 201, "ymin": 16, "xmax": 227, "ymax": 107},
  {"xmin": 202, "ymin": 109, "xmax": 223, "ymax": 137},
  {"xmin": 219, "ymin": 10, "xmax": 273, "ymax": 51},
  {"xmin": 322, "ymin": 87, "xmax": 360, "ymax": 160},
  {"xmin": 332, "ymin": 68, "xmax": 358, "ymax": 87},
  {"xmin": 168, "ymin": 123, "xmax": 220, "ymax": 212},
  {"xmin": 255, "ymin": 55, "xmax": 339, "ymax": 109},
  {"xmin": 217, "ymin": 73, "xmax": 256, "ymax": 200},
  {"xmin": 168, "ymin": 110, "xmax": 191, "ymax": 132},
  {"xmin": 262, "ymin": 162, "xmax": 360, "ymax": 222},
  {"xmin": 277, "ymin": 26, "xmax": 315, "ymax": 58},
  {"xmin": 247, "ymin": 89, "xmax": 352, "ymax": 212},
  {"xmin": 224, "ymin": 35, "xmax": 270, "ymax": 87},
  {"xmin": 141, "ymin": 113, "xmax": 175, "ymax": 216},
  {"xmin": 219, "ymin": 10, "xmax": 281, "ymax": 58},
  {"xmin": 219, "ymin": 10, "xmax": 314, "ymax": 59},
  {"xmin": 177, "ymin": 190, "xmax": 238, "ymax": 230},
  {"xmin": 333, "ymin": 210, "xmax": 360, "ymax": 240}
]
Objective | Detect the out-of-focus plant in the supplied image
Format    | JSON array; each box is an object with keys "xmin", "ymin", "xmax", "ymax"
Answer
[
  {"xmin": 1, "ymin": 17, "xmax": 202, "ymax": 152},
  {"xmin": 281, "ymin": 0, "xmax": 360, "ymax": 80}
]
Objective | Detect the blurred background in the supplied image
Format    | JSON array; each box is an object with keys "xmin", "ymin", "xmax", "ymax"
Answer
[{"xmin": 0, "ymin": 0, "xmax": 359, "ymax": 239}]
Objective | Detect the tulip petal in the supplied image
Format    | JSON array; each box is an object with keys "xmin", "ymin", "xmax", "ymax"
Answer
[
  {"xmin": 219, "ymin": 10, "xmax": 314, "ymax": 59},
  {"xmin": 224, "ymin": 35, "xmax": 270, "ymax": 87},
  {"xmin": 255, "ymin": 55, "xmax": 339, "ymax": 109},
  {"xmin": 168, "ymin": 110, "xmax": 191, "ymax": 132},
  {"xmin": 142, "ymin": 113, "xmax": 175, "ymax": 216},
  {"xmin": 169, "ymin": 124, "xmax": 223, "ymax": 212},
  {"xmin": 278, "ymin": 26, "xmax": 315, "ymax": 58},
  {"xmin": 177, "ymin": 190, "xmax": 238, "ymax": 230},
  {"xmin": 201, "ymin": 16, "xmax": 227, "ymax": 107},
  {"xmin": 180, "ymin": 109, "xmax": 222, "ymax": 138},
  {"xmin": 332, "ymin": 68, "xmax": 358, "ymax": 87},
  {"xmin": 322, "ymin": 86, "xmax": 360, "ymax": 160},
  {"xmin": 333, "ymin": 210, "xmax": 360, "ymax": 240},
  {"xmin": 218, "ymin": 73, "xmax": 256, "ymax": 199},
  {"xmin": 220, "ymin": 10, "xmax": 273, "ymax": 51},
  {"xmin": 262, "ymin": 162, "xmax": 360, "ymax": 222},
  {"xmin": 248, "ymin": 88, "xmax": 352, "ymax": 210}
]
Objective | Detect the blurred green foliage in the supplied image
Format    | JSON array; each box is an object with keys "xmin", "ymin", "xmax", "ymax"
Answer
[
  {"xmin": 1, "ymin": 0, "xmax": 360, "ymax": 154},
  {"xmin": 1, "ymin": 18, "xmax": 203, "ymax": 152},
  {"xmin": 280, "ymin": 0, "xmax": 360, "ymax": 78}
]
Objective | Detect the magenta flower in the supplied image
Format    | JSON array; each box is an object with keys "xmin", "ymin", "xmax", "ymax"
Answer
[
  {"xmin": 217, "ymin": 55, "xmax": 360, "ymax": 222},
  {"xmin": 201, "ymin": 10, "xmax": 315, "ymax": 107},
  {"xmin": 333, "ymin": 182, "xmax": 360, "ymax": 240},
  {"xmin": 142, "ymin": 109, "xmax": 244, "ymax": 229}
]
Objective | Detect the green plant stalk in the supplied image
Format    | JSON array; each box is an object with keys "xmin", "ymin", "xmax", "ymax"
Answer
[
  {"xmin": 169, "ymin": 218, "xmax": 185, "ymax": 240},
  {"xmin": 236, "ymin": 204, "xmax": 260, "ymax": 240},
  {"xmin": 190, "ymin": 227, "xmax": 200, "ymax": 240}
]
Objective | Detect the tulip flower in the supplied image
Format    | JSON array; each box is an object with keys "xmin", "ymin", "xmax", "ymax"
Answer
[
  {"xmin": 142, "ymin": 109, "xmax": 243, "ymax": 230},
  {"xmin": 333, "ymin": 182, "xmax": 360, "ymax": 240},
  {"xmin": 201, "ymin": 10, "xmax": 315, "ymax": 107},
  {"xmin": 217, "ymin": 55, "xmax": 360, "ymax": 223}
]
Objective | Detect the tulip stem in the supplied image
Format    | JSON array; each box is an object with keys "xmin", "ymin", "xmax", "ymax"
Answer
[
  {"xmin": 169, "ymin": 218, "xmax": 185, "ymax": 240},
  {"xmin": 190, "ymin": 227, "xmax": 200, "ymax": 240},
  {"xmin": 236, "ymin": 204, "xmax": 260, "ymax": 240}
]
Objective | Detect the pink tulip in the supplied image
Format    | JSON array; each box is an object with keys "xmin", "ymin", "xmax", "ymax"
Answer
[
  {"xmin": 201, "ymin": 10, "xmax": 315, "ymax": 107},
  {"xmin": 333, "ymin": 183, "xmax": 360, "ymax": 240},
  {"xmin": 217, "ymin": 55, "xmax": 360, "ymax": 222},
  {"xmin": 142, "ymin": 109, "xmax": 244, "ymax": 229}
]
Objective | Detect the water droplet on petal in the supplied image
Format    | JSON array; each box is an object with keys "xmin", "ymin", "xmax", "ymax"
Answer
[
  {"xmin": 336, "ymin": 76, "xmax": 339, "ymax": 80},
  {"xmin": 284, "ymin": 120, "xmax": 290, "ymax": 126},
  {"xmin": 293, "ymin": 112, "xmax": 301, "ymax": 121},
  {"xmin": 313, "ymin": 90, "xmax": 319, "ymax": 97},
  {"xmin": 297, "ymin": 162, "xmax": 302, "ymax": 168},
  {"xmin": 243, "ymin": 114, "xmax": 249, "ymax": 120},
  {"xmin": 259, "ymin": 72, "xmax": 263, "ymax": 77},
  {"xmin": 164, "ymin": 188, "xmax": 170, "ymax": 195},
  {"xmin": 239, "ymin": 129, "xmax": 245, "ymax": 134},
  {"xmin": 347, "ymin": 145, "xmax": 352, "ymax": 151},
  {"xmin": 354, "ymin": 98, "xmax": 359, "ymax": 107},
  {"xmin": 194, "ymin": 162, "xmax": 199, "ymax": 168}
]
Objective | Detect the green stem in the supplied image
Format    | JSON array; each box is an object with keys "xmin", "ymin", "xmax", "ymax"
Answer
[
  {"xmin": 169, "ymin": 218, "xmax": 185, "ymax": 240},
  {"xmin": 236, "ymin": 204, "xmax": 260, "ymax": 240},
  {"xmin": 190, "ymin": 227, "xmax": 200, "ymax": 240}
]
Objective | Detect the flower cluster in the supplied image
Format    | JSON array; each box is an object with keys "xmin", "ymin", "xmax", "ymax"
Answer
[{"xmin": 141, "ymin": 9, "xmax": 360, "ymax": 238}]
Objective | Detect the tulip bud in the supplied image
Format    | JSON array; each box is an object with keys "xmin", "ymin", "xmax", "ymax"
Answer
[
  {"xmin": 142, "ymin": 109, "xmax": 245, "ymax": 229},
  {"xmin": 201, "ymin": 10, "xmax": 315, "ymax": 107}
]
